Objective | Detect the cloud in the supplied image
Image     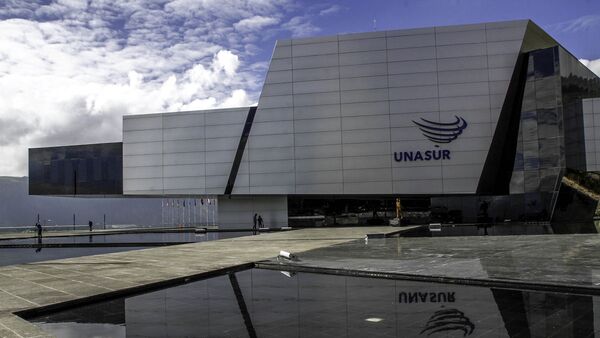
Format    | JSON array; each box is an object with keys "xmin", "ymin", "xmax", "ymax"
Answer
[
  {"xmin": 282, "ymin": 16, "xmax": 321, "ymax": 37},
  {"xmin": 222, "ymin": 89, "xmax": 251, "ymax": 108},
  {"xmin": 234, "ymin": 15, "xmax": 279, "ymax": 32},
  {"xmin": 0, "ymin": 117, "xmax": 36, "ymax": 146},
  {"xmin": 319, "ymin": 4, "xmax": 342, "ymax": 16},
  {"xmin": 549, "ymin": 15, "xmax": 600, "ymax": 33},
  {"xmin": 579, "ymin": 58, "xmax": 600, "ymax": 77},
  {"xmin": 213, "ymin": 50, "xmax": 241, "ymax": 76},
  {"xmin": 0, "ymin": 0, "xmax": 311, "ymax": 176}
]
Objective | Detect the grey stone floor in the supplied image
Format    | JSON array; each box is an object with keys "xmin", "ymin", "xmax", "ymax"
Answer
[
  {"xmin": 0, "ymin": 226, "xmax": 407, "ymax": 338},
  {"xmin": 260, "ymin": 233, "xmax": 600, "ymax": 293}
]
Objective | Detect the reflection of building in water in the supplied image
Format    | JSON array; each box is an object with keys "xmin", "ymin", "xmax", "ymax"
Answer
[
  {"xmin": 124, "ymin": 272, "xmax": 509, "ymax": 337},
  {"xmin": 32, "ymin": 269, "xmax": 598, "ymax": 337}
]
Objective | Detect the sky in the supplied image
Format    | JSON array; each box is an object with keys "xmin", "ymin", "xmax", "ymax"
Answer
[{"xmin": 1, "ymin": 0, "xmax": 600, "ymax": 176}]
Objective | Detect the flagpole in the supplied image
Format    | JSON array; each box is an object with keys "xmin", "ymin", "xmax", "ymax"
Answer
[{"xmin": 212, "ymin": 197, "xmax": 216, "ymax": 226}]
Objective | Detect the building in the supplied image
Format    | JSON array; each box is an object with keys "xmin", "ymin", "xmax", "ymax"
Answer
[{"xmin": 29, "ymin": 19, "xmax": 600, "ymax": 227}]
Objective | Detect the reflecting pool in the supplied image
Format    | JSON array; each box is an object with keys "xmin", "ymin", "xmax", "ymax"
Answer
[
  {"xmin": 29, "ymin": 268, "xmax": 600, "ymax": 338},
  {"xmin": 0, "ymin": 231, "xmax": 249, "ymax": 245},
  {"xmin": 0, "ymin": 231, "xmax": 250, "ymax": 266}
]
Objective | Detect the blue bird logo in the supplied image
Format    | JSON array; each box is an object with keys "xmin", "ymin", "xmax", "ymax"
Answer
[{"xmin": 413, "ymin": 116, "xmax": 468, "ymax": 144}]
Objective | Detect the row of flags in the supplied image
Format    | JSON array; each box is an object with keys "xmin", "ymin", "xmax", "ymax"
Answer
[{"xmin": 162, "ymin": 198, "xmax": 216, "ymax": 208}]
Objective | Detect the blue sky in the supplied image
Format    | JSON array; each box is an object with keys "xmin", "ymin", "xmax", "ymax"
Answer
[
  {"xmin": 229, "ymin": 0, "xmax": 600, "ymax": 74},
  {"xmin": 0, "ymin": 0, "xmax": 599, "ymax": 176},
  {"xmin": 302, "ymin": 0, "xmax": 600, "ymax": 59}
]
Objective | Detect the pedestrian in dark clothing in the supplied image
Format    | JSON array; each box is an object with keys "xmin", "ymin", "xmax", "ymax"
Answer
[
  {"xmin": 35, "ymin": 235, "xmax": 42, "ymax": 253},
  {"xmin": 258, "ymin": 215, "xmax": 264, "ymax": 228},
  {"xmin": 88, "ymin": 220, "xmax": 93, "ymax": 232},
  {"xmin": 253, "ymin": 213, "xmax": 258, "ymax": 230},
  {"xmin": 35, "ymin": 222, "xmax": 42, "ymax": 237}
]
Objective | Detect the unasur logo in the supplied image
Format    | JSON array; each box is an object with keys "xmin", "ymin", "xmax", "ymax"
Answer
[
  {"xmin": 393, "ymin": 115, "xmax": 468, "ymax": 162},
  {"xmin": 420, "ymin": 308, "xmax": 475, "ymax": 336},
  {"xmin": 413, "ymin": 116, "xmax": 468, "ymax": 144}
]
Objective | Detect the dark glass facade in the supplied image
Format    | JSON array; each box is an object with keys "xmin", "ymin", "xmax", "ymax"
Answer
[
  {"xmin": 511, "ymin": 47, "xmax": 600, "ymax": 193},
  {"xmin": 288, "ymin": 196, "xmax": 430, "ymax": 226},
  {"xmin": 434, "ymin": 45, "xmax": 600, "ymax": 223},
  {"xmin": 29, "ymin": 143, "xmax": 123, "ymax": 195},
  {"xmin": 559, "ymin": 47, "xmax": 600, "ymax": 171},
  {"xmin": 509, "ymin": 46, "xmax": 600, "ymax": 220},
  {"xmin": 508, "ymin": 47, "xmax": 565, "ymax": 220}
]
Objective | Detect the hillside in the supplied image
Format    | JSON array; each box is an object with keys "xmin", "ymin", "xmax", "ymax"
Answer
[{"xmin": 0, "ymin": 177, "xmax": 161, "ymax": 228}]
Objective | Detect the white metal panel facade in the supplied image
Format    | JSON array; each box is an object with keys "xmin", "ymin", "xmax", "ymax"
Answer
[
  {"xmin": 123, "ymin": 20, "xmax": 535, "ymax": 196},
  {"xmin": 250, "ymin": 20, "xmax": 528, "ymax": 195},
  {"xmin": 583, "ymin": 98, "xmax": 600, "ymax": 171},
  {"xmin": 123, "ymin": 108, "xmax": 249, "ymax": 195}
]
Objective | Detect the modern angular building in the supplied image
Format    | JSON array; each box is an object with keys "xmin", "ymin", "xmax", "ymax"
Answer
[{"xmin": 29, "ymin": 19, "xmax": 600, "ymax": 227}]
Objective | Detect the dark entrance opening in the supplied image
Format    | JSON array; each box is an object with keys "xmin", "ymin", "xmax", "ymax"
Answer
[{"xmin": 287, "ymin": 195, "xmax": 430, "ymax": 227}]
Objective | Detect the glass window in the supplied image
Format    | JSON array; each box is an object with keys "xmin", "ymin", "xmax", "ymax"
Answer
[
  {"xmin": 29, "ymin": 143, "xmax": 123, "ymax": 195},
  {"xmin": 533, "ymin": 48, "xmax": 556, "ymax": 78}
]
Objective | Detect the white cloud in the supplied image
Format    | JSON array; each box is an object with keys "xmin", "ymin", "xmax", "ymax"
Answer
[
  {"xmin": 579, "ymin": 58, "xmax": 600, "ymax": 77},
  {"xmin": 128, "ymin": 71, "xmax": 144, "ymax": 88},
  {"xmin": 282, "ymin": 16, "xmax": 321, "ymax": 37},
  {"xmin": 549, "ymin": 15, "xmax": 600, "ymax": 33},
  {"xmin": 222, "ymin": 89, "xmax": 251, "ymax": 108},
  {"xmin": 213, "ymin": 50, "xmax": 241, "ymax": 77},
  {"xmin": 0, "ymin": 0, "xmax": 308, "ymax": 176},
  {"xmin": 319, "ymin": 4, "xmax": 342, "ymax": 16},
  {"xmin": 234, "ymin": 15, "xmax": 279, "ymax": 32}
]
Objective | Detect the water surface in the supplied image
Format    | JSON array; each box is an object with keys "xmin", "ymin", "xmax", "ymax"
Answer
[
  {"xmin": 30, "ymin": 268, "xmax": 600, "ymax": 338},
  {"xmin": 0, "ymin": 231, "xmax": 250, "ymax": 266}
]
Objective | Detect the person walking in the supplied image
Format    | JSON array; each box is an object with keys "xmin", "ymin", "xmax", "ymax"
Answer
[
  {"xmin": 35, "ymin": 221, "xmax": 42, "ymax": 237},
  {"xmin": 253, "ymin": 213, "xmax": 258, "ymax": 231},
  {"xmin": 258, "ymin": 214, "xmax": 264, "ymax": 228},
  {"xmin": 88, "ymin": 220, "xmax": 93, "ymax": 232}
]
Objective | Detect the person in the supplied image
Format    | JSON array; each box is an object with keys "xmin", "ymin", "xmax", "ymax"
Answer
[
  {"xmin": 88, "ymin": 220, "xmax": 93, "ymax": 232},
  {"xmin": 35, "ymin": 235, "xmax": 42, "ymax": 253},
  {"xmin": 258, "ymin": 214, "xmax": 264, "ymax": 228},
  {"xmin": 253, "ymin": 213, "xmax": 258, "ymax": 231},
  {"xmin": 396, "ymin": 198, "xmax": 403, "ymax": 223},
  {"xmin": 478, "ymin": 200, "xmax": 490, "ymax": 222},
  {"xmin": 35, "ymin": 221, "xmax": 42, "ymax": 237}
]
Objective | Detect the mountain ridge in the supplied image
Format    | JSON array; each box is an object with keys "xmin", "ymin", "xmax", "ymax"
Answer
[{"xmin": 0, "ymin": 176, "xmax": 161, "ymax": 227}]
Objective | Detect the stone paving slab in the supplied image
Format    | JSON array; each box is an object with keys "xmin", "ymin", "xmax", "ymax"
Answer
[
  {"xmin": 0, "ymin": 226, "xmax": 410, "ymax": 337},
  {"xmin": 0, "ymin": 315, "xmax": 51, "ymax": 338}
]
